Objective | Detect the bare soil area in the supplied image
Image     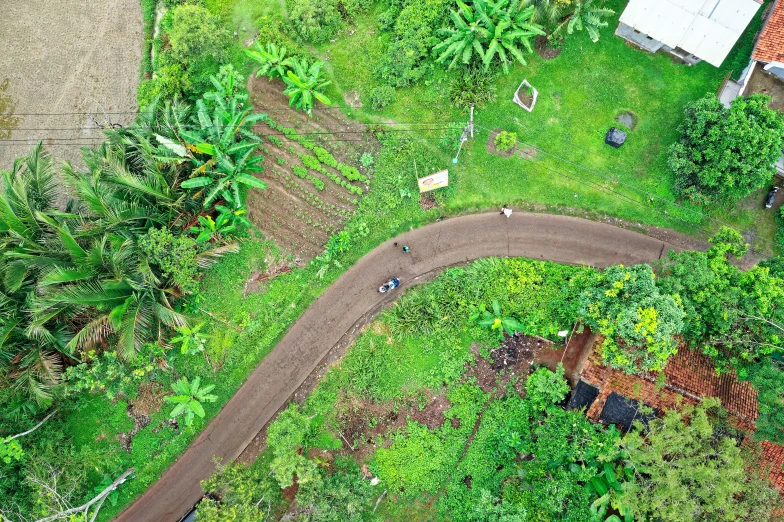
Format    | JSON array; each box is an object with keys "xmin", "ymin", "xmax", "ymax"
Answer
[
  {"xmin": 0, "ymin": 0, "xmax": 142, "ymax": 173},
  {"xmin": 246, "ymin": 75, "xmax": 375, "ymax": 261}
]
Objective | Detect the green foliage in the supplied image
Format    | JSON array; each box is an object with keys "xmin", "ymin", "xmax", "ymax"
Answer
[
  {"xmin": 65, "ymin": 347, "xmax": 162, "ymax": 401},
  {"xmin": 165, "ymin": 376, "xmax": 218, "ymax": 427},
  {"xmin": 282, "ymin": 58, "xmax": 332, "ymax": 114},
  {"xmin": 656, "ymin": 227, "xmax": 784, "ymax": 371},
  {"xmin": 286, "ymin": 0, "xmax": 343, "ymax": 43},
  {"xmin": 524, "ymin": 363, "xmax": 569, "ymax": 411},
  {"xmin": 168, "ymin": 65, "xmax": 269, "ymax": 210},
  {"xmin": 295, "ymin": 458, "xmax": 380, "ymax": 521},
  {"xmin": 267, "ymin": 404, "xmax": 320, "ymax": 488},
  {"xmin": 433, "ymin": 0, "xmax": 545, "ymax": 73},
  {"xmin": 471, "ymin": 299, "xmax": 525, "ymax": 339},
  {"xmin": 375, "ymin": 0, "xmax": 451, "ymax": 87},
  {"xmin": 619, "ymin": 399, "xmax": 782, "ymax": 521},
  {"xmin": 168, "ymin": 4, "xmax": 231, "ymax": 64},
  {"xmin": 447, "ymin": 65, "xmax": 499, "ymax": 108},
  {"xmin": 743, "ymin": 358, "xmax": 784, "ymax": 443},
  {"xmin": 0, "ymin": 437, "xmax": 24, "ymax": 465},
  {"xmin": 722, "ymin": 1, "xmax": 771, "ymax": 80},
  {"xmin": 360, "ymin": 152, "xmax": 374, "ymax": 168},
  {"xmin": 171, "ymin": 323, "xmax": 209, "ymax": 355},
  {"xmin": 552, "ymin": 0, "xmax": 615, "ymax": 43},
  {"xmin": 245, "ymin": 41, "xmax": 293, "ymax": 80},
  {"xmin": 139, "ymin": 227, "xmax": 200, "ymax": 294},
  {"xmin": 669, "ymin": 94, "xmax": 784, "ymax": 205},
  {"xmin": 494, "ymin": 130, "xmax": 517, "ymax": 152},
  {"xmin": 198, "ymin": 459, "xmax": 280, "ymax": 521},
  {"xmin": 369, "ymin": 85, "xmax": 396, "ymax": 110},
  {"xmin": 580, "ymin": 264, "xmax": 684, "ymax": 373}
]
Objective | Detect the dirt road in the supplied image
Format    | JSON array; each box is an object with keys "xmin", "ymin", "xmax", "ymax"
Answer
[
  {"xmin": 0, "ymin": 0, "xmax": 141, "ymax": 171},
  {"xmin": 113, "ymin": 212, "xmax": 700, "ymax": 522}
]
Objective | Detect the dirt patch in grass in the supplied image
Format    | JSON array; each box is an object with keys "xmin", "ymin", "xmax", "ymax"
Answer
[
  {"xmin": 343, "ymin": 89, "xmax": 362, "ymax": 108},
  {"xmin": 131, "ymin": 381, "xmax": 166, "ymax": 417},
  {"xmin": 615, "ymin": 111, "xmax": 637, "ymax": 130},
  {"xmin": 535, "ymin": 35, "xmax": 563, "ymax": 60},
  {"xmin": 420, "ymin": 192, "xmax": 438, "ymax": 211},
  {"xmin": 486, "ymin": 129, "xmax": 515, "ymax": 158},
  {"xmin": 470, "ymin": 333, "xmax": 552, "ymax": 396},
  {"xmin": 518, "ymin": 146, "xmax": 538, "ymax": 159},
  {"xmin": 246, "ymin": 76, "xmax": 375, "ymax": 261},
  {"xmin": 0, "ymin": 0, "xmax": 141, "ymax": 177},
  {"xmin": 244, "ymin": 259, "xmax": 294, "ymax": 296}
]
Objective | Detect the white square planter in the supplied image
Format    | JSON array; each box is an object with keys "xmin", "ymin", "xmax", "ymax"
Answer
[{"xmin": 513, "ymin": 80, "xmax": 538, "ymax": 112}]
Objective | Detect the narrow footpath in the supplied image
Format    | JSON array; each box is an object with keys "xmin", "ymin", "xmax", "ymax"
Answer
[{"xmin": 114, "ymin": 212, "xmax": 698, "ymax": 522}]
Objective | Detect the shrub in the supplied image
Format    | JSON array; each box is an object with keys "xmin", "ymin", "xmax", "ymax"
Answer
[
  {"xmin": 669, "ymin": 94, "xmax": 784, "ymax": 205},
  {"xmin": 374, "ymin": 0, "xmax": 450, "ymax": 87},
  {"xmin": 286, "ymin": 0, "xmax": 343, "ymax": 44},
  {"xmin": 494, "ymin": 131, "xmax": 517, "ymax": 152},
  {"xmin": 168, "ymin": 5, "xmax": 230, "ymax": 64},
  {"xmin": 139, "ymin": 227, "xmax": 200, "ymax": 294},
  {"xmin": 368, "ymin": 85, "xmax": 396, "ymax": 110},
  {"xmin": 447, "ymin": 66, "xmax": 498, "ymax": 109}
]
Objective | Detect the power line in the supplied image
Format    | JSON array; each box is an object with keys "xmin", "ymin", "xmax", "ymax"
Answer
[
  {"xmin": 2, "ymin": 121, "xmax": 461, "ymax": 132},
  {"xmin": 473, "ymin": 123, "xmax": 775, "ymax": 247}
]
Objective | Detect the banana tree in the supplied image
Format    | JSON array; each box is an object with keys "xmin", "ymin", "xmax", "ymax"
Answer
[
  {"xmin": 434, "ymin": 0, "xmax": 544, "ymax": 73},
  {"xmin": 245, "ymin": 42, "xmax": 293, "ymax": 80},
  {"xmin": 160, "ymin": 68, "xmax": 269, "ymax": 210},
  {"xmin": 471, "ymin": 299, "xmax": 525, "ymax": 339},
  {"xmin": 282, "ymin": 58, "xmax": 332, "ymax": 115},
  {"xmin": 552, "ymin": 0, "xmax": 615, "ymax": 43},
  {"xmin": 165, "ymin": 376, "xmax": 218, "ymax": 426}
]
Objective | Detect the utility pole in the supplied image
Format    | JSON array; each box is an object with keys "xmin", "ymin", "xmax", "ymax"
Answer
[{"xmin": 453, "ymin": 104, "xmax": 475, "ymax": 164}]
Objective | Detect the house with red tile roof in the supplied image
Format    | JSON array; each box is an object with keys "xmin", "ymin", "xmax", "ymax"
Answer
[
  {"xmin": 752, "ymin": 0, "xmax": 784, "ymax": 79},
  {"xmin": 572, "ymin": 344, "xmax": 784, "ymax": 492}
]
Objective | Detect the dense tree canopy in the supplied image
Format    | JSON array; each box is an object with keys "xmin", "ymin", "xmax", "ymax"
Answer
[
  {"xmin": 669, "ymin": 94, "xmax": 784, "ymax": 205},
  {"xmin": 579, "ymin": 263, "xmax": 684, "ymax": 373}
]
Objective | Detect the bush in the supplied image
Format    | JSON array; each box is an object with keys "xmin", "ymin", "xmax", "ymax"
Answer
[
  {"xmin": 669, "ymin": 94, "xmax": 784, "ymax": 205},
  {"xmin": 139, "ymin": 227, "xmax": 200, "ymax": 294},
  {"xmin": 368, "ymin": 85, "xmax": 396, "ymax": 110},
  {"xmin": 374, "ymin": 0, "xmax": 450, "ymax": 87},
  {"xmin": 447, "ymin": 66, "xmax": 498, "ymax": 109},
  {"xmin": 287, "ymin": 0, "xmax": 343, "ymax": 44},
  {"xmin": 168, "ymin": 5, "xmax": 230, "ymax": 64},
  {"xmin": 494, "ymin": 131, "xmax": 517, "ymax": 152}
]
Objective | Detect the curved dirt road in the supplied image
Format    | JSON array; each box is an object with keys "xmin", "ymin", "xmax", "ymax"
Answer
[{"xmin": 114, "ymin": 212, "xmax": 697, "ymax": 522}]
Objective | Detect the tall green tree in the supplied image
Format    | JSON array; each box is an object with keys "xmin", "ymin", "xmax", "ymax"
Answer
[
  {"xmin": 669, "ymin": 94, "xmax": 784, "ymax": 205},
  {"xmin": 282, "ymin": 58, "xmax": 332, "ymax": 115},
  {"xmin": 579, "ymin": 264, "xmax": 684, "ymax": 373},
  {"xmin": 0, "ymin": 145, "xmax": 73, "ymax": 406},
  {"xmin": 619, "ymin": 399, "xmax": 782, "ymax": 522},
  {"xmin": 433, "ymin": 0, "xmax": 545, "ymax": 73}
]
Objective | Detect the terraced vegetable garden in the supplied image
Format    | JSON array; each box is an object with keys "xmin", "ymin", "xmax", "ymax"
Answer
[{"xmin": 247, "ymin": 76, "xmax": 374, "ymax": 260}]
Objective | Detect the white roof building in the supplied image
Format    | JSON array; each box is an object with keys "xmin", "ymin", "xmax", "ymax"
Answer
[{"xmin": 616, "ymin": 0, "xmax": 762, "ymax": 67}]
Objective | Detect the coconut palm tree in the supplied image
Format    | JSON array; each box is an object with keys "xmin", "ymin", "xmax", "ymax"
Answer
[{"xmin": 0, "ymin": 144, "xmax": 74, "ymax": 406}]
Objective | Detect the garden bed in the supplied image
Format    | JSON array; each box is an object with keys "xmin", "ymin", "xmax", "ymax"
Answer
[{"xmin": 246, "ymin": 76, "xmax": 375, "ymax": 260}]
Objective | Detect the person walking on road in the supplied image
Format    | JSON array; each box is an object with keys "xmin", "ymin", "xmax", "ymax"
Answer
[
  {"xmin": 402, "ymin": 245, "xmax": 409, "ymax": 253},
  {"xmin": 501, "ymin": 205, "xmax": 512, "ymax": 218}
]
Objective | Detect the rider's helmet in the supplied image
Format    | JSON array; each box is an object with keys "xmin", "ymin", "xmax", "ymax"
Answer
[{"xmin": 378, "ymin": 285, "xmax": 388, "ymax": 293}]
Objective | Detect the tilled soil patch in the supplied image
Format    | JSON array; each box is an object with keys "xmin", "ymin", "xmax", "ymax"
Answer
[{"xmin": 246, "ymin": 76, "xmax": 375, "ymax": 261}]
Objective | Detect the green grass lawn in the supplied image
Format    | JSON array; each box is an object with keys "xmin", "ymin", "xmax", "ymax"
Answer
[{"xmin": 306, "ymin": 0, "xmax": 779, "ymax": 250}]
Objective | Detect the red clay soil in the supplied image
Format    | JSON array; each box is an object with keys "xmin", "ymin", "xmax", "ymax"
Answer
[{"xmin": 113, "ymin": 212, "xmax": 693, "ymax": 522}]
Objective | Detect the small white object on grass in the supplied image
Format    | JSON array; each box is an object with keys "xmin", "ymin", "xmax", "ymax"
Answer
[{"xmin": 557, "ymin": 330, "xmax": 569, "ymax": 337}]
